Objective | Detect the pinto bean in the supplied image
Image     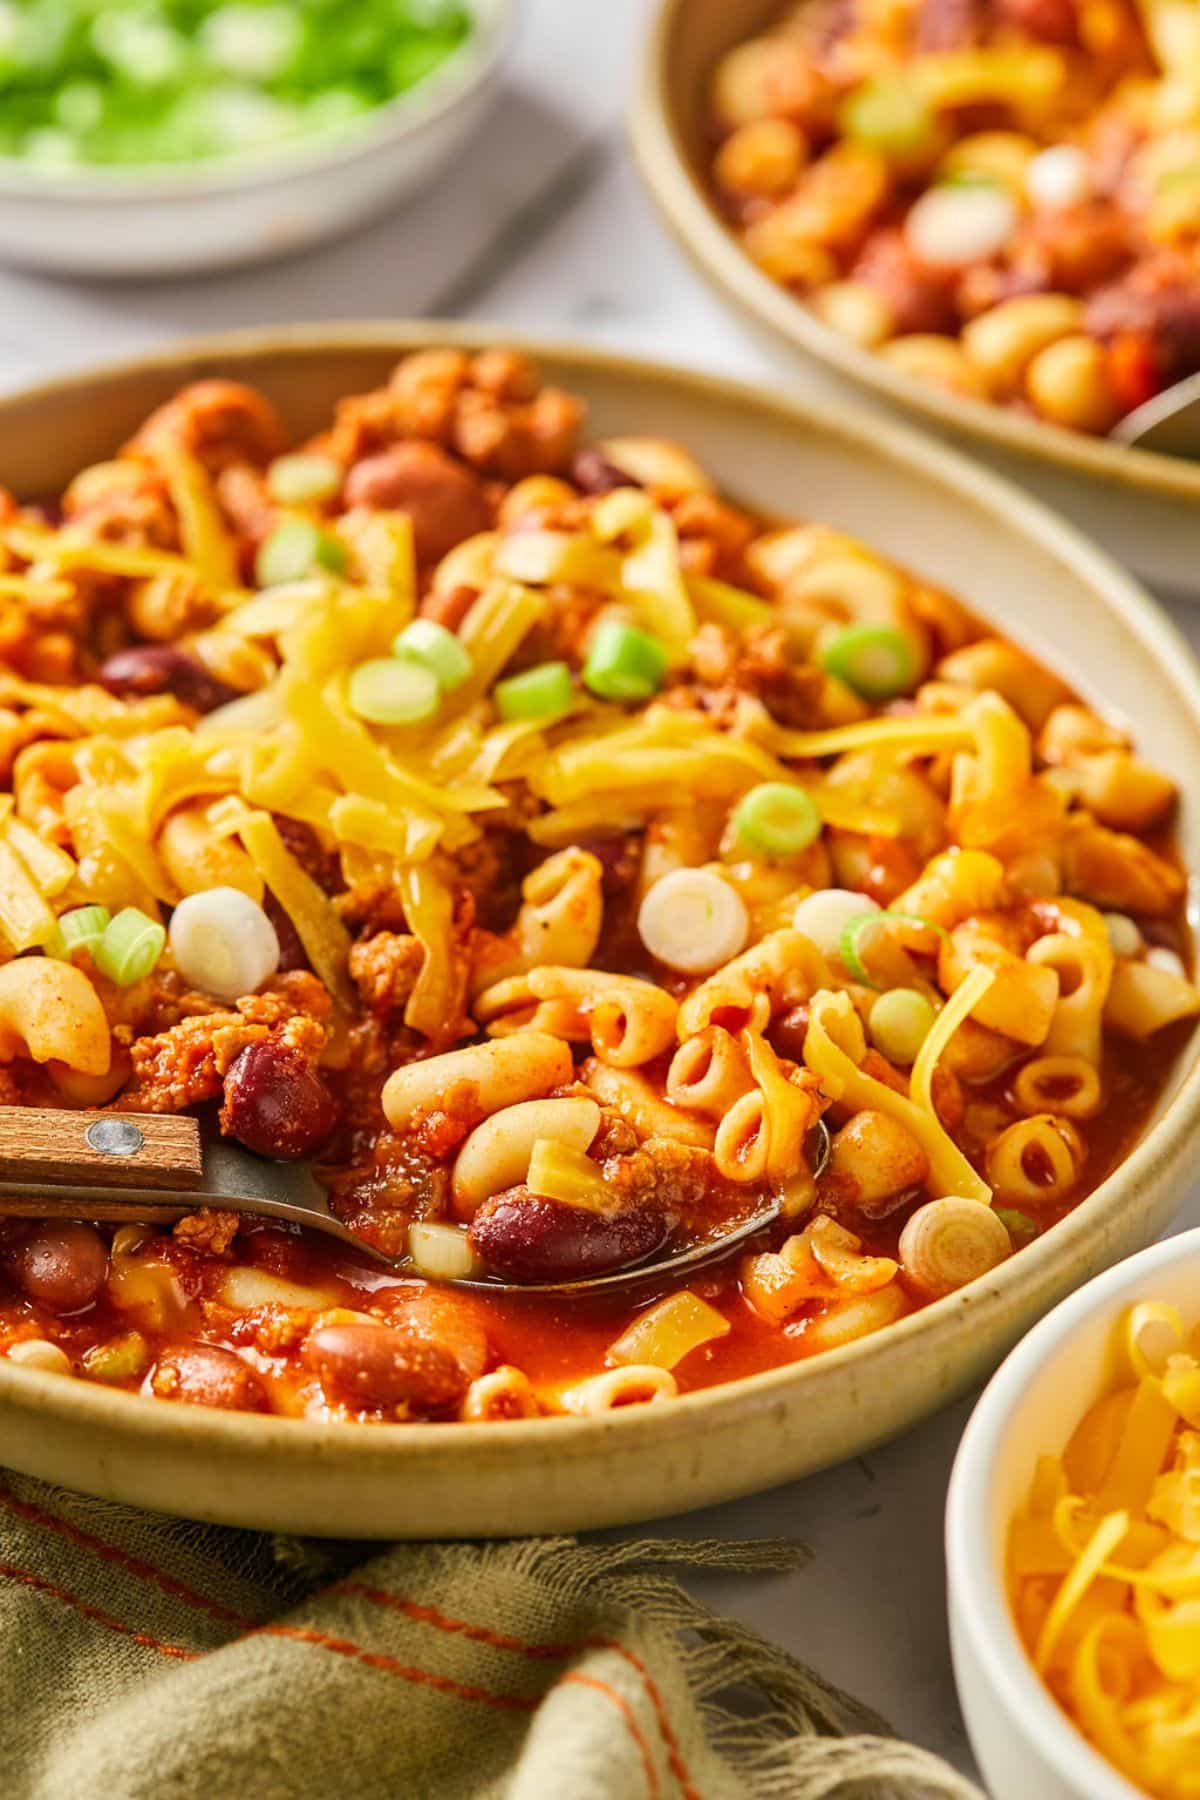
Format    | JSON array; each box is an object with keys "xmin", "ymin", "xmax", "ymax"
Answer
[
  {"xmin": 150, "ymin": 1344, "xmax": 268, "ymax": 1412},
  {"xmin": 99, "ymin": 645, "xmax": 239, "ymax": 714},
  {"xmin": 342, "ymin": 441, "xmax": 490, "ymax": 563},
  {"xmin": 305, "ymin": 1322, "xmax": 466, "ymax": 1412},
  {"xmin": 468, "ymin": 1188, "xmax": 669, "ymax": 1285},
  {"xmin": 221, "ymin": 1042, "xmax": 337, "ymax": 1160},
  {"xmin": 4, "ymin": 1222, "xmax": 108, "ymax": 1314}
]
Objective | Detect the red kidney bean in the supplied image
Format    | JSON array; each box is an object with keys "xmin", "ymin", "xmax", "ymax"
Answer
[
  {"xmin": 570, "ymin": 448, "xmax": 640, "ymax": 496},
  {"xmin": 4, "ymin": 1222, "xmax": 108, "ymax": 1314},
  {"xmin": 304, "ymin": 1322, "xmax": 466, "ymax": 1412},
  {"xmin": 342, "ymin": 441, "xmax": 490, "ymax": 563},
  {"xmin": 220, "ymin": 1042, "xmax": 337, "ymax": 1160},
  {"xmin": 468, "ymin": 1189, "xmax": 669, "ymax": 1285},
  {"xmin": 99, "ymin": 645, "xmax": 239, "ymax": 714},
  {"xmin": 150, "ymin": 1344, "xmax": 268, "ymax": 1412}
]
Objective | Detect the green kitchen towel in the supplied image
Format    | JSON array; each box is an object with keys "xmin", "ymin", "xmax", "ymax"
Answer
[{"xmin": 0, "ymin": 1470, "xmax": 983, "ymax": 1799}]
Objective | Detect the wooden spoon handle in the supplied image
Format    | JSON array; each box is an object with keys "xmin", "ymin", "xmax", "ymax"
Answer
[{"xmin": 0, "ymin": 1110, "xmax": 203, "ymax": 1190}]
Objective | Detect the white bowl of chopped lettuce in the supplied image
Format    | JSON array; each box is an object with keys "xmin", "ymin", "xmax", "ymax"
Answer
[{"xmin": 0, "ymin": 0, "xmax": 514, "ymax": 275}]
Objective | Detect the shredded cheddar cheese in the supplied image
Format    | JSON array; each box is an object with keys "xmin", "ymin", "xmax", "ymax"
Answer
[{"xmin": 1011, "ymin": 1302, "xmax": 1200, "ymax": 1796}]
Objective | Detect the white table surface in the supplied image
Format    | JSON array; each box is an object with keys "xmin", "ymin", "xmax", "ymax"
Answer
[{"xmin": 4, "ymin": 2, "xmax": 1200, "ymax": 1786}]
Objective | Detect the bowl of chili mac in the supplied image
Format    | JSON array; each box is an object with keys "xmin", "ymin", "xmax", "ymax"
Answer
[
  {"xmin": 947, "ymin": 1227, "xmax": 1200, "ymax": 1800},
  {"xmin": 632, "ymin": 0, "xmax": 1200, "ymax": 598},
  {"xmin": 0, "ymin": 325, "xmax": 1197, "ymax": 1538}
]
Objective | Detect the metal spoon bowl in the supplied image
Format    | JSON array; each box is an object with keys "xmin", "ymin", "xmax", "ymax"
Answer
[{"xmin": 0, "ymin": 1111, "xmax": 831, "ymax": 1298}]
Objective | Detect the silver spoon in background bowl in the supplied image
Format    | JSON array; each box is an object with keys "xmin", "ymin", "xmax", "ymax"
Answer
[
  {"xmin": 1112, "ymin": 370, "xmax": 1200, "ymax": 459},
  {"xmin": 0, "ymin": 1107, "xmax": 830, "ymax": 1299}
]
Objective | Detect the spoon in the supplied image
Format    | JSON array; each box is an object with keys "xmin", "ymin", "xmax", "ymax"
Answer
[
  {"xmin": 0, "ymin": 1107, "xmax": 831, "ymax": 1297},
  {"xmin": 1111, "ymin": 371, "xmax": 1200, "ymax": 459}
]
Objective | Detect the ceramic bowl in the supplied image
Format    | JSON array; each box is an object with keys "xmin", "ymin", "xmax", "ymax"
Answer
[
  {"xmin": 1, "ymin": 324, "xmax": 1199, "ymax": 1537},
  {"xmin": 0, "ymin": 0, "xmax": 514, "ymax": 278},
  {"xmin": 945, "ymin": 1226, "xmax": 1200, "ymax": 1800},
  {"xmin": 630, "ymin": 0, "xmax": 1200, "ymax": 599}
]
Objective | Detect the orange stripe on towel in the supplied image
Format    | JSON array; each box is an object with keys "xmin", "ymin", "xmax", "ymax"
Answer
[{"xmin": 0, "ymin": 1558, "xmax": 197, "ymax": 1660}]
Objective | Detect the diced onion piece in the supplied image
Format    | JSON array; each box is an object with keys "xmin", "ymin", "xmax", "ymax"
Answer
[
  {"xmin": 220, "ymin": 1267, "xmax": 332, "ymax": 1311},
  {"xmin": 82, "ymin": 1331, "xmax": 149, "ymax": 1384},
  {"xmin": 1146, "ymin": 946, "xmax": 1187, "ymax": 978},
  {"xmin": 347, "ymin": 656, "xmax": 440, "ymax": 726},
  {"xmin": 840, "ymin": 76, "xmax": 937, "ymax": 159},
  {"xmin": 607, "ymin": 1291, "xmax": 731, "ymax": 1370},
  {"xmin": 1025, "ymin": 143, "xmax": 1091, "ymax": 212},
  {"xmin": 47, "ymin": 904, "xmax": 111, "ymax": 962},
  {"xmin": 869, "ymin": 987, "xmax": 937, "ymax": 1065},
  {"xmin": 793, "ymin": 888, "xmax": 879, "ymax": 959},
  {"xmin": 266, "ymin": 453, "xmax": 342, "ymax": 505},
  {"xmin": 1103, "ymin": 912, "xmax": 1142, "ymax": 958},
  {"xmin": 392, "ymin": 617, "xmax": 472, "ymax": 692},
  {"xmin": 494, "ymin": 660, "xmax": 574, "ymax": 722},
  {"xmin": 168, "ymin": 886, "xmax": 280, "ymax": 1003},
  {"xmin": 255, "ymin": 518, "xmax": 345, "ymax": 587},
  {"xmin": 899, "ymin": 1195, "xmax": 1012, "ymax": 1297},
  {"xmin": 733, "ymin": 782, "xmax": 822, "ymax": 857},
  {"xmin": 6, "ymin": 1338, "xmax": 71, "ymax": 1374},
  {"xmin": 408, "ymin": 1221, "xmax": 485, "ymax": 1282},
  {"xmin": 526, "ymin": 1139, "xmax": 610, "ymax": 1212},
  {"xmin": 638, "ymin": 868, "xmax": 750, "ymax": 974},
  {"xmin": 93, "ymin": 907, "xmax": 166, "ymax": 987},
  {"xmin": 821, "ymin": 623, "xmax": 918, "ymax": 700},
  {"xmin": 904, "ymin": 180, "xmax": 1019, "ymax": 268},
  {"xmin": 583, "ymin": 620, "xmax": 668, "ymax": 702}
]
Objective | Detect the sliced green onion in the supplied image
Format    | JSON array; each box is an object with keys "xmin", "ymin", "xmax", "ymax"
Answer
[
  {"xmin": 868, "ymin": 987, "xmax": 937, "ymax": 1065},
  {"xmin": 255, "ymin": 517, "xmax": 345, "ymax": 587},
  {"xmin": 821, "ymin": 624, "xmax": 918, "ymax": 700},
  {"xmin": 392, "ymin": 618, "xmax": 472, "ymax": 693},
  {"xmin": 93, "ymin": 908, "xmax": 166, "ymax": 987},
  {"xmin": 266, "ymin": 453, "xmax": 342, "ymax": 506},
  {"xmin": 839, "ymin": 78, "xmax": 937, "ymax": 159},
  {"xmin": 47, "ymin": 905, "xmax": 111, "ymax": 962},
  {"xmin": 995, "ymin": 1207, "xmax": 1039, "ymax": 1247},
  {"xmin": 347, "ymin": 657, "xmax": 440, "ymax": 727},
  {"xmin": 839, "ymin": 910, "xmax": 945, "ymax": 985},
  {"xmin": 733, "ymin": 783, "xmax": 822, "ymax": 857},
  {"xmin": 494, "ymin": 661, "xmax": 574, "ymax": 723},
  {"xmin": 583, "ymin": 620, "xmax": 668, "ymax": 703}
]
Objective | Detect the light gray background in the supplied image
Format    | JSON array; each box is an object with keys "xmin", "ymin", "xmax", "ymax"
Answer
[{"xmin": 4, "ymin": 3, "xmax": 1198, "ymax": 1783}]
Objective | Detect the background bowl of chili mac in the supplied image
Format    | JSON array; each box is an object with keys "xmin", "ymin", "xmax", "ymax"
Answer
[
  {"xmin": 630, "ymin": 0, "xmax": 1200, "ymax": 602},
  {"xmin": 1, "ymin": 325, "xmax": 1199, "ymax": 1538}
]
